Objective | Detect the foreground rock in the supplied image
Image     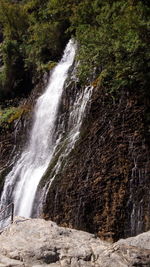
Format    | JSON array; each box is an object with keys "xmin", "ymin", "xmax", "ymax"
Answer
[{"xmin": 0, "ymin": 218, "xmax": 150, "ymax": 267}]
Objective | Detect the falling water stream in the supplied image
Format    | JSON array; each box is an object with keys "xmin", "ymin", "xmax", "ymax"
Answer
[
  {"xmin": 0, "ymin": 39, "xmax": 93, "ymax": 220},
  {"xmin": 0, "ymin": 40, "xmax": 76, "ymax": 217}
]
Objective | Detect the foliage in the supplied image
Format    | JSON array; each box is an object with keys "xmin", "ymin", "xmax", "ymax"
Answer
[
  {"xmin": 0, "ymin": 0, "xmax": 30, "ymax": 98},
  {"xmin": 0, "ymin": 0, "xmax": 150, "ymax": 99},
  {"xmin": 71, "ymin": 0, "xmax": 150, "ymax": 94},
  {"xmin": 0, "ymin": 0, "xmax": 70, "ymax": 99}
]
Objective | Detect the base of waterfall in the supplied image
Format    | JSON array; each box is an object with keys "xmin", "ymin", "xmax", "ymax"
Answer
[{"xmin": 0, "ymin": 218, "xmax": 150, "ymax": 267}]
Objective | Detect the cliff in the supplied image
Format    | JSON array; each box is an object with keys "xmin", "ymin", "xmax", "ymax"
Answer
[
  {"xmin": 43, "ymin": 84, "xmax": 150, "ymax": 241},
  {"xmin": 0, "ymin": 0, "xmax": 150, "ymax": 243},
  {"xmin": 0, "ymin": 61, "xmax": 150, "ymax": 242}
]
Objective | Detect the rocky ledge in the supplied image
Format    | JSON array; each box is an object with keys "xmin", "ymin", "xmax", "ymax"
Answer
[{"xmin": 0, "ymin": 218, "xmax": 150, "ymax": 267}]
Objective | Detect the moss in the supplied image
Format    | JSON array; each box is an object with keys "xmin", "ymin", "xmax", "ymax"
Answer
[
  {"xmin": 92, "ymin": 70, "xmax": 109, "ymax": 89},
  {"xmin": 0, "ymin": 104, "xmax": 31, "ymax": 129},
  {"xmin": 37, "ymin": 61, "xmax": 57, "ymax": 73}
]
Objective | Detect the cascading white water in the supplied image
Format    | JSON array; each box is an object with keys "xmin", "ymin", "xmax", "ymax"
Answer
[
  {"xmin": 39, "ymin": 85, "xmax": 93, "ymax": 210},
  {"xmin": 0, "ymin": 39, "xmax": 77, "ymax": 218}
]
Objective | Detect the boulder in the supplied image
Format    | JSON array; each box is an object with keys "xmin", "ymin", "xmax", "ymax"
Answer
[{"xmin": 0, "ymin": 217, "xmax": 150, "ymax": 267}]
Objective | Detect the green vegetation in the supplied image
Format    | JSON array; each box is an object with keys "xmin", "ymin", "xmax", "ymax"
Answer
[
  {"xmin": 72, "ymin": 0, "xmax": 150, "ymax": 95},
  {"xmin": 0, "ymin": 105, "xmax": 31, "ymax": 129},
  {"xmin": 0, "ymin": 0, "xmax": 150, "ymax": 99}
]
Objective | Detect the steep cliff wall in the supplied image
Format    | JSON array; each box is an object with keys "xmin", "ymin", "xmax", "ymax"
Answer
[
  {"xmin": 1, "ymin": 64, "xmax": 149, "ymax": 242},
  {"xmin": 0, "ymin": 0, "xmax": 150, "ymax": 244},
  {"xmin": 43, "ymin": 84, "xmax": 150, "ymax": 241}
]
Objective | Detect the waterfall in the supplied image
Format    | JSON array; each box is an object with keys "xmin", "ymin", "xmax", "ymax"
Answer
[
  {"xmin": 0, "ymin": 39, "xmax": 76, "ymax": 218},
  {"xmin": 37, "ymin": 84, "xmax": 93, "ymax": 215},
  {"xmin": 0, "ymin": 38, "xmax": 93, "ymax": 222}
]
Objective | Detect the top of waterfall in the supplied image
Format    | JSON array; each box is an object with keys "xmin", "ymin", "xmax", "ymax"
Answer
[{"xmin": 60, "ymin": 39, "xmax": 77, "ymax": 64}]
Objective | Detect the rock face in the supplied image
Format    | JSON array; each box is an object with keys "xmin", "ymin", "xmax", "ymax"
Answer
[
  {"xmin": 0, "ymin": 218, "xmax": 150, "ymax": 267},
  {"xmin": 0, "ymin": 72, "xmax": 150, "ymax": 242},
  {"xmin": 43, "ymin": 85, "xmax": 150, "ymax": 241}
]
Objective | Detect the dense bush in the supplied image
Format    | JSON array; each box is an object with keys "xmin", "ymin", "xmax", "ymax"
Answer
[
  {"xmin": 0, "ymin": 0, "xmax": 70, "ymax": 100},
  {"xmin": 71, "ymin": 0, "xmax": 150, "ymax": 94},
  {"xmin": 0, "ymin": 0, "xmax": 149, "ymax": 99}
]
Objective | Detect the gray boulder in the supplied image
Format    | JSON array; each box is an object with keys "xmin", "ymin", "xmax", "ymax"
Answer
[{"xmin": 0, "ymin": 218, "xmax": 149, "ymax": 267}]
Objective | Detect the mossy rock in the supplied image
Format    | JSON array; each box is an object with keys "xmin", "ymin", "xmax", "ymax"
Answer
[{"xmin": 0, "ymin": 104, "xmax": 31, "ymax": 130}]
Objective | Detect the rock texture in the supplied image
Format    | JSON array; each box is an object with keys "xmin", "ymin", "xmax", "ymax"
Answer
[
  {"xmin": 0, "ymin": 218, "xmax": 150, "ymax": 267},
  {"xmin": 43, "ymin": 85, "xmax": 150, "ymax": 241}
]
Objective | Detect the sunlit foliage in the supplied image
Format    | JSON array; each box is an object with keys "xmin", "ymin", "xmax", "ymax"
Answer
[{"xmin": 0, "ymin": 0, "xmax": 150, "ymax": 99}]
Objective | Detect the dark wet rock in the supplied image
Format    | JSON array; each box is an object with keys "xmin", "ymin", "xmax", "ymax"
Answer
[{"xmin": 43, "ymin": 85, "xmax": 150, "ymax": 241}]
